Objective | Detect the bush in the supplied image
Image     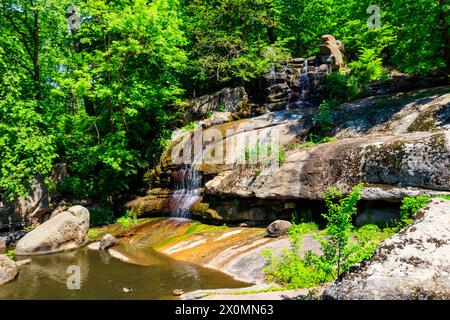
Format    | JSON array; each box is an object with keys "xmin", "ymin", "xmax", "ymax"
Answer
[
  {"xmin": 262, "ymin": 222, "xmax": 325, "ymax": 289},
  {"xmin": 397, "ymin": 195, "xmax": 430, "ymax": 227},
  {"xmin": 90, "ymin": 207, "xmax": 115, "ymax": 227},
  {"xmin": 116, "ymin": 210, "xmax": 138, "ymax": 228},
  {"xmin": 263, "ymin": 183, "xmax": 393, "ymax": 289},
  {"xmin": 313, "ymin": 100, "xmax": 340, "ymax": 133}
]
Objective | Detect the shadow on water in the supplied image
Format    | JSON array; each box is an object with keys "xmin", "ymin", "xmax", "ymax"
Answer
[{"xmin": 0, "ymin": 245, "xmax": 248, "ymax": 300}]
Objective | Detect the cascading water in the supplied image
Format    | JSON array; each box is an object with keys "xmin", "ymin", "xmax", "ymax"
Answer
[{"xmin": 170, "ymin": 161, "xmax": 202, "ymax": 219}]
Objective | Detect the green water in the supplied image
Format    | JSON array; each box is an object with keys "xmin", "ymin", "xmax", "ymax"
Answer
[{"xmin": 0, "ymin": 246, "xmax": 248, "ymax": 300}]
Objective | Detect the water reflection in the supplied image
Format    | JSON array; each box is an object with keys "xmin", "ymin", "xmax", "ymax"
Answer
[{"xmin": 0, "ymin": 246, "xmax": 247, "ymax": 300}]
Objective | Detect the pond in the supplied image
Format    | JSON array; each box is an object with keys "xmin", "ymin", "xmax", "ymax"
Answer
[{"xmin": 0, "ymin": 245, "xmax": 248, "ymax": 300}]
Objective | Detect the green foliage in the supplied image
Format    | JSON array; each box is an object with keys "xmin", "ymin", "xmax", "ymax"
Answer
[
  {"xmin": 262, "ymin": 222, "xmax": 326, "ymax": 289},
  {"xmin": 287, "ymin": 135, "xmax": 337, "ymax": 151},
  {"xmin": 1, "ymin": 0, "xmax": 448, "ymax": 205},
  {"xmin": 6, "ymin": 249, "xmax": 15, "ymax": 260},
  {"xmin": 318, "ymin": 182, "xmax": 364, "ymax": 278},
  {"xmin": 398, "ymin": 195, "xmax": 431, "ymax": 227},
  {"xmin": 88, "ymin": 229, "xmax": 99, "ymax": 239},
  {"xmin": 90, "ymin": 207, "xmax": 115, "ymax": 227},
  {"xmin": 115, "ymin": 210, "xmax": 137, "ymax": 229},
  {"xmin": 313, "ymin": 100, "xmax": 341, "ymax": 132},
  {"xmin": 263, "ymin": 183, "xmax": 392, "ymax": 289},
  {"xmin": 181, "ymin": 122, "xmax": 198, "ymax": 132},
  {"xmin": 292, "ymin": 210, "xmax": 314, "ymax": 224},
  {"xmin": 347, "ymin": 48, "xmax": 386, "ymax": 93},
  {"xmin": 182, "ymin": 0, "xmax": 290, "ymax": 91},
  {"xmin": 217, "ymin": 104, "xmax": 226, "ymax": 112}
]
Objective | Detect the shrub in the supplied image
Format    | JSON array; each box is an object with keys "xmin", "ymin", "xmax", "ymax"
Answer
[
  {"xmin": 90, "ymin": 207, "xmax": 115, "ymax": 227},
  {"xmin": 398, "ymin": 195, "xmax": 431, "ymax": 227},
  {"xmin": 262, "ymin": 222, "xmax": 325, "ymax": 289},
  {"xmin": 263, "ymin": 183, "xmax": 392, "ymax": 289},
  {"xmin": 313, "ymin": 100, "xmax": 340, "ymax": 132},
  {"xmin": 116, "ymin": 210, "xmax": 138, "ymax": 228}
]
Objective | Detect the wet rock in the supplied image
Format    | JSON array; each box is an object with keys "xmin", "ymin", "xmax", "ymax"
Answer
[
  {"xmin": 87, "ymin": 242, "xmax": 100, "ymax": 250},
  {"xmin": 15, "ymin": 205, "xmax": 90, "ymax": 255},
  {"xmin": 125, "ymin": 188, "xmax": 172, "ymax": 217},
  {"xmin": 323, "ymin": 198, "xmax": 450, "ymax": 300},
  {"xmin": 100, "ymin": 234, "xmax": 117, "ymax": 250},
  {"xmin": 265, "ymin": 220, "xmax": 292, "ymax": 238},
  {"xmin": 0, "ymin": 254, "xmax": 17, "ymax": 286},
  {"xmin": 173, "ymin": 289, "xmax": 184, "ymax": 296},
  {"xmin": 15, "ymin": 259, "xmax": 31, "ymax": 268}
]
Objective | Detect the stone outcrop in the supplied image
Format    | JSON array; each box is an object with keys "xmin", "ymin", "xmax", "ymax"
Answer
[
  {"xmin": 323, "ymin": 198, "xmax": 450, "ymax": 300},
  {"xmin": 318, "ymin": 35, "xmax": 344, "ymax": 70},
  {"xmin": 205, "ymin": 131, "xmax": 450, "ymax": 200},
  {"xmin": 129, "ymin": 88, "xmax": 450, "ymax": 222},
  {"xmin": 185, "ymin": 87, "xmax": 249, "ymax": 121},
  {"xmin": 263, "ymin": 35, "xmax": 345, "ymax": 112},
  {"xmin": 15, "ymin": 205, "xmax": 90, "ymax": 255},
  {"xmin": 0, "ymin": 254, "xmax": 17, "ymax": 286},
  {"xmin": 125, "ymin": 188, "xmax": 172, "ymax": 217}
]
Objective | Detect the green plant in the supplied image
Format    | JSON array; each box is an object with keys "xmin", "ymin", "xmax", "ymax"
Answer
[
  {"xmin": 317, "ymin": 183, "xmax": 364, "ymax": 278},
  {"xmin": 217, "ymin": 104, "xmax": 226, "ymax": 112},
  {"xmin": 253, "ymin": 168, "xmax": 261, "ymax": 176},
  {"xmin": 313, "ymin": 100, "xmax": 340, "ymax": 132},
  {"xmin": 263, "ymin": 183, "xmax": 390, "ymax": 289},
  {"xmin": 181, "ymin": 122, "xmax": 198, "ymax": 132},
  {"xmin": 88, "ymin": 229, "xmax": 99, "ymax": 239},
  {"xmin": 116, "ymin": 210, "xmax": 137, "ymax": 228},
  {"xmin": 291, "ymin": 209, "xmax": 314, "ymax": 224},
  {"xmin": 90, "ymin": 207, "xmax": 115, "ymax": 227},
  {"xmin": 262, "ymin": 222, "xmax": 324, "ymax": 289},
  {"xmin": 6, "ymin": 249, "xmax": 15, "ymax": 260},
  {"xmin": 398, "ymin": 195, "xmax": 431, "ymax": 227},
  {"xmin": 204, "ymin": 110, "xmax": 213, "ymax": 119}
]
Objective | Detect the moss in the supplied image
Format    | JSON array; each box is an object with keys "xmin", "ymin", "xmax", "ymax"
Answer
[{"xmin": 407, "ymin": 107, "xmax": 439, "ymax": 132}]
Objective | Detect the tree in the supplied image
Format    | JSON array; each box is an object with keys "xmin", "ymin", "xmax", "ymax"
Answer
[
  {"xmin": 181, "ymin": 0, "xmax": 289, "ymax": 95},
  {"xmin": 0, "ymin": 0, "xmax": 72, "ymax": 199}
]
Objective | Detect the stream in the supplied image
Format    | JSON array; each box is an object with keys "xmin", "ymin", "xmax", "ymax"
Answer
[{"xmin": 0, "ymin": 245, "xmax": 248, "ymax": 300}]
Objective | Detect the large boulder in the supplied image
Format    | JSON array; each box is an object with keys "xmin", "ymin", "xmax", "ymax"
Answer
[
  {"xmin": 323, "ymin": 198, "xmax": 450, "ymax": 300},
  {"xmin": 318, "ymin": 35, "xmax": 344, "ymax": 70},
  {"xmin": 15, "ymin": 205, "xmax": 89, "ymax": 255},
  {"xmin": 265, "ymin": 220, "xmax": 292, "ymax": 238},
  {"xmin": 99, "ymin": 234, "xmax": 117, "ymax": 250},
  {"xmin": 0, "ymin": 254, "xmax": 18, "ymax": 286}
]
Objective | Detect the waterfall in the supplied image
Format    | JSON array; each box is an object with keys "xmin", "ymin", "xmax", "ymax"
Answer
[{"xmin": 170, "ymin": 165, "xmax": 202, "ymax": 219}]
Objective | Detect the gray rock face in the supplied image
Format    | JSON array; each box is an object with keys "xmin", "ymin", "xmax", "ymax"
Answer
[
  {"xmin": 15, "ymin": 205, "xmax": 90, "ymax": 255},
  {"xmin": 0, "ymin": 254, "xmax": 18, "ymax": 286},
  {"xmin": 186, "ymin": 87, "xmax": 248, "ymax": 120},
  {"xmin": 323, "ymin": 198, "xmax": 450, "ymax": 300},
  {"xmin": 99, "ymin": 234, "xmax": 117, "ymax": 250},
  {"xmin": 205, "ymin": 131, "xmax": 450, "ymax": 201},
  {"xmin": 265, "ymin": 220, "xmax": 292, "ymax": 238}
]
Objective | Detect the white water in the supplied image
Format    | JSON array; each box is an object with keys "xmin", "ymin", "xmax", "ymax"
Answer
[{"xmin": 170, "ymin": 165, "xmax": 202, "ymax": 219}]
